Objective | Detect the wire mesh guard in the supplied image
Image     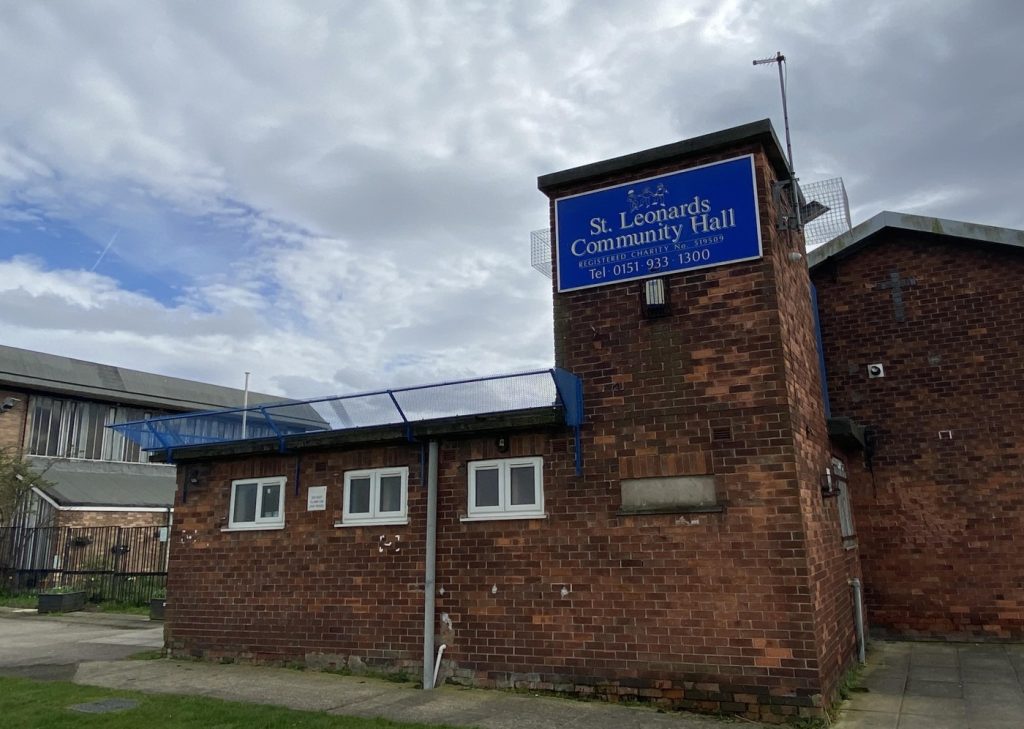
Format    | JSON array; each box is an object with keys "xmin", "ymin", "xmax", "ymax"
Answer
[
  {"xmin": 530, "ymin": 228, "xmax": 552, "ymax": 278},
  {"xmin": 109, "ymin": 369, "xmax": 583, "ymax": 453},
  {"xmin": 801, "ymin": 177, "xmax": 852, "ymax": 249}
]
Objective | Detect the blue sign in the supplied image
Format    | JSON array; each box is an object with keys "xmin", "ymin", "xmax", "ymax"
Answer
[{"xmin": 554, "ymin": 155, "xmax": 762, "ymax": 292}]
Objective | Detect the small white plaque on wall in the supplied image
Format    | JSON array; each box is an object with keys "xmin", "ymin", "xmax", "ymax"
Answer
[{"xmin": 307, "ymin": 486, "xmax": 327, "ymax": 511}]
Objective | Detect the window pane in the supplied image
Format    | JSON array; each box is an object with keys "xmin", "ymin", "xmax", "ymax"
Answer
[
  {"xmin": 46, "ymin": 400, "xmax": 63, "ymax": 456},
  {"xmin": 349, "ymin": 477, "xmax": 371, "ymax": 514},
  {"xmin": 260, "ymin": 484, "xmax": 281, "ymax": 519},
  {"xmin": 233, "ymin": 483, "xmax": 258, "ymax": 523},
  {"xmin": 475, "ymin": 468, "xmax": 500, "ymax": 507},
  {"xmin": 30, "ymin": 399, "xmax": 54, "ymax": 455},
  {"xmin": 379, "ymin": 475, "xmax": 402, "ymax": 513},
  {"xmin": 80, "ymin": 404, "xmax": 106, "ymax": 460},
  {"xmin": 510, "ymin": 466, "xmax": 536, "ymax": 505}
]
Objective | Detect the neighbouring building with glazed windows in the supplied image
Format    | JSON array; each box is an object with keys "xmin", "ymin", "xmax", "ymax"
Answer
[{"xmin": 0, "ymin": 345, "xmax": 291, "ymax": 529}]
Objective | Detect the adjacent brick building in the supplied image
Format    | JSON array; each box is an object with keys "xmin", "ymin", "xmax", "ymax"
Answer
[
  {"xmin": 145, "ymin": 121, "xmax": 864, "ymax": 723},
  {"xmin": 0, "ymin": 345, "xmax": 293, "ymax": 581},
  {"xmin": 809, "ymin": 212, "xmax": 1024, "ymax": 640}
]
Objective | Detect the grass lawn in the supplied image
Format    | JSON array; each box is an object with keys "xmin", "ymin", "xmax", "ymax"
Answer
[
  {"xmin": 92, "ymin": 601, "xmax": 150, "ymax": 616},
  {"xmin": 0, "ymin": 593, "xmax": 151, "ymax": 615},
  {"xmin": 0, "ymin": 593, "xmax": 37, "ymax": 609},
  {"xmin": 0, "ymin": 677, "xmax": 464, "ymax": 729}
]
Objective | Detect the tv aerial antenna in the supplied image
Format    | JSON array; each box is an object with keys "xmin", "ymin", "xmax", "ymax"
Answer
[
  {"xmin": 753, "ymin": 51, "xmax": 816, "ymax": 232},
  {"xmin": 752, "ymin": 51, "xmax": 793, "ymax": 173}
]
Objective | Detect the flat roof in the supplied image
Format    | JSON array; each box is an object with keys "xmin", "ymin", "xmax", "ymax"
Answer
[
  {"xmin": 0, "ymin": 344, "xmax": 287, "ymax": 412},
  {"xmin": 808, "ymin": 211, "xmax": 1024, "ymax": 270},
  {"xmin": 28, "ymin": 456, "xmax": 175, "ymax": 508},
  {"xmin": 537, "ymin": 119, "xmax": 791, "ymax": 195}
]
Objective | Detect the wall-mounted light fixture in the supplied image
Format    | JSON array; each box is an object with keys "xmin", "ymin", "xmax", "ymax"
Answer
[
  {"xmin": 642, "ymin": 278, "xmax": 669, "ymax": 318},
  {"xmin": 0, "ymin": 397, "xmax": 19, "ymax": 414},
  {"xmin": 820, "ymin": 467, "xmax": 838, "ymax": 498}
]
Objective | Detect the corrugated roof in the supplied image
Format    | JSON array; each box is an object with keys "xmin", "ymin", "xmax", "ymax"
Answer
[
  {"xmin": 28, "ymin": 456, "xmax": 175, "ymax": 509},
  {"xmin": 808, "ymin": 211, "xmax": 1024, "ymax": 270},
  {"xmin": 0, "ymin": 344, "xmax": 288, "ymax": 412}
]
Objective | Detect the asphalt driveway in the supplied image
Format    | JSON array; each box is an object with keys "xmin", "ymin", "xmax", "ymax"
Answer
[{"xmin": 0, "ymin": 608, "xmax": 163, "ymax": 680}]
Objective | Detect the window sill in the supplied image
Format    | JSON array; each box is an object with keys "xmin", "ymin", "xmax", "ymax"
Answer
[
  {"xmin": 459, "ymin": 512, "xmax": 547, "ymax": 523},
  {"xmin": 221, "ymin": 524, "xmax": 285, "ymax": 532},
  {"xmin": 842, "ymin": 536, "xmax": 858, "ymax": 550},
  {"xmin": 616, "ymin": 505, "xmax": 725, "ymax": 517},
  {"xmin": 334, "ymin": 518, "xmax": 410, "ymax": 528}
]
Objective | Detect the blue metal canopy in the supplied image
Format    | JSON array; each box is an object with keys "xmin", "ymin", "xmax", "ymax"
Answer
[{"xmin": 109, "ymin": 368, "xmax": 584, "ymax": 473}]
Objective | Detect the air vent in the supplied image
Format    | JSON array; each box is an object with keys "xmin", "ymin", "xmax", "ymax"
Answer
[{"xmin": 712, "ymin": 426, "xmax": 732, "ymax": 442}]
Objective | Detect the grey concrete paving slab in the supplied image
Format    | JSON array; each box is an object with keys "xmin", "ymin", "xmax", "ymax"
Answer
[
  {"xmin": 962, "ymin": 666, "xmax": 1018, "ymax": 685},
  {"xmin": 959, "ymin": 655, "xmax": 1014, "ymax": 670},
  {"xmin": 907, "ymin": 665, "xmax": 960, "ymax": 682},
  {"xmin": 846, "ymin": 688, "xmax": 902, "ymax": 714},
  {"xmin": 861, "ymin": 676, "xmax": 906, "ymax": 693},
  {"xmin": 896, "ymin": 714, "xmax": 967, "ymax": 729},
  {"xmin": 968, "ymin": 720, "xmax": 1024, "ymax": 729},
  {"xmin": 833, "ymin": 710, "xmax": 899, "ymax": 729},
  {"xmin": 962, "ymin": 681, "xmax": 1024, "ymax": 703},
  {"xmin": 909, "ymin": 646, "xmax": 959, "ymax": 668},
  {"xmin": 900, "ymin": 694, "xmax": 967, "ymax": 718},
  {"xmin": 870, "ymin": 643, "xmax": 911, "ymax": 665},
  {"xmin": 904, "ymin": 679, "xmax": 963, "ymax": 698},
  {"xmin": 75, "ymin": 659, "xmax": 750, "ymax": 729},
  {"xmin": 76, "ymin": 660, "xmax": 397, "ymax": 713},
  {"xmin": 834, "ymin": 640, "xmax": 1024, "ymax": 729}
]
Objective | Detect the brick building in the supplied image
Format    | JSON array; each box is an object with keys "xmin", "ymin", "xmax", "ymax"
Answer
[
  {"xmin": 118, "ymin": 121, "xmax": 869, "ymax": 723},
  {"xmin": 809, "ymin": 212, "xmax": 1024, "ymax": 641},
  {"xmin": 0, "ymin": 345, "xmax": 290, "ymax": 530}
]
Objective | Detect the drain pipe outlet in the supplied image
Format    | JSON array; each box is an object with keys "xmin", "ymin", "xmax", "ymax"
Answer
[
  {"xmin": 849, "ymin": 577, "xmax": 866, "ymax": 664},
  {"xmin": 432, "ymin": 643, "xmax": 447, "ymax": 689},
  {"xmin": 422, "ymin": 440, "xmax": 439, "ymax": 690}
]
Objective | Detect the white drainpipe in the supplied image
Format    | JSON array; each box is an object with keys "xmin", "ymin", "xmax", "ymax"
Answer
[{"xmin": 432, "ymin": 643, "xmax": 447, "ymax": 689}]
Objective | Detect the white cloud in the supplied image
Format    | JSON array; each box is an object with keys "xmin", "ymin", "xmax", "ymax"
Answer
[{"xmin": 0, "ymin": 0, "xmax": 1022, "ymax": 400}]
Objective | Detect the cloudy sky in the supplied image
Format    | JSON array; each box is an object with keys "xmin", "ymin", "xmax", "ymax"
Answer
[{"xmin": 0, "ymin": 1, "xmax": 1020, "ymax": 399}]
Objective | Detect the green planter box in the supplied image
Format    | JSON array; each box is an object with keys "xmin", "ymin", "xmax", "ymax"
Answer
[
  {"xmin": 149, "ymin": 598, "xmax": 166, "ymax": 621},
  {"xmin": 37, "ymin": 591, "xmax": 87, "ymax": 614}
]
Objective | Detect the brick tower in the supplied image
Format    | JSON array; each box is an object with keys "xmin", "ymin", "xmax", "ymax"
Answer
[{"xmin": 537, "ymin": 120, "xmax": 861, "ymax": 720}]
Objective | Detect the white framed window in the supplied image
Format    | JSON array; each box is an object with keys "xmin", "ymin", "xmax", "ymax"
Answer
[
  {"xmin": 227, "ymin": 476, "xmax": 286, "ymax": 530},
  {"xmin": 831, "ymin": 457, "xmax": 856, "ymax": 539},
  {"xmin": 464, "ymin": 457, "xmax": 544, "ymax": 521},
  {"xmin": 339, "ymin": 467, "xmax": 409, "ymax": 526}
]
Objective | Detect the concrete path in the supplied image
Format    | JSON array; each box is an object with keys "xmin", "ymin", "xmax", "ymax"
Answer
[
  {"xmin": 12, "ymin": 608, "xmax": 1024, "ymax": 729},
  {"xmin": 74, "ymin": 659, "xmax": 745, "ymax": 729},
  {"xmin": 0, "ymin": 608, "xmax": 751, "ymax": 728},
  {"xmin": 835, "ymin": 641, "xmax": 1024, "ymax": 729}
]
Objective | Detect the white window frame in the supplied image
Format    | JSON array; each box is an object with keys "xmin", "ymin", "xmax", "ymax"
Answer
[
  {"xmin": 463, "ymin": 456, "xmax": 545, "ymax": 522},
  {"xmin": 831, "ymin": 457, "xmax": 856, "ymax": 539},
  {"xmin": 338, "ymin": 467, "xmax": 409, "ymax": 526},
  {"xmin": 226, "ymin": 476, "xmax": 286, "ymax": 531}
]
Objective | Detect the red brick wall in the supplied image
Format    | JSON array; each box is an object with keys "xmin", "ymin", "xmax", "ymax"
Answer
[
  {"xmin": 56, "ymin": 509, "xmax": 170, "ymax": 529},
  {"xmin": 812, "ymin": 232, "xmax": 1024, "ymax": 639},
  {"xmin": 0, "ymin": 388, "xmax": 28, "ymax": 454},
  {"xmin": 767, "ymin": 200, "xmax": 861, "ymax": 697},
  {"xmin": 166, "ymin": 136, "xmax": 856, "ymax": 723}
]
